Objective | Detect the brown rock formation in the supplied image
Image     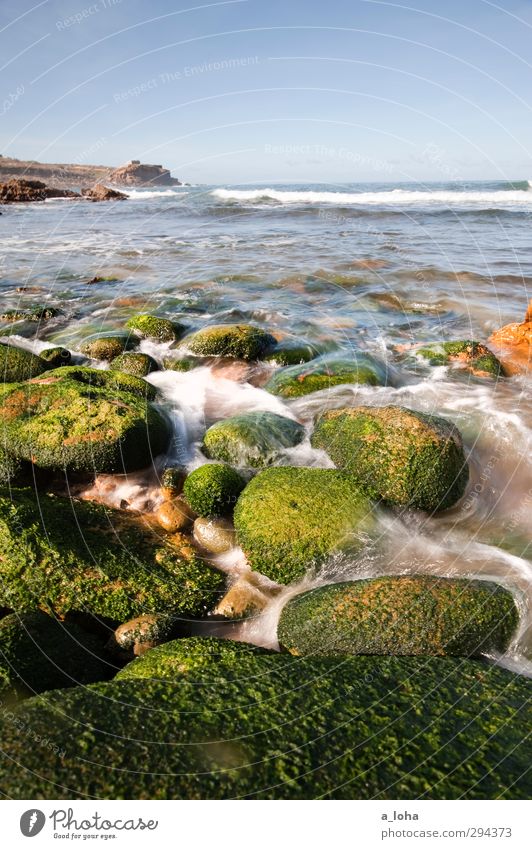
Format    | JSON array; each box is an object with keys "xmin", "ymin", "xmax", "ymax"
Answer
[
  {"xmin": 489, "ymin": 300, "xmax": 532, "ymax": 374},
  {"xmin": 0, "ymin": 178, "xmax": 78, "ymax": 203},
  {"xmin": 108, "ymin": 161, "xmax": 180, "ymax": 187},
  {"xmin": 80, "ymin": 183, "xmax": 127, "ymax": 201}
]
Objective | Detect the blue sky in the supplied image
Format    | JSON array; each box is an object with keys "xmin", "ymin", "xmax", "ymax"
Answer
[{"xmin": 1, "ymin": 0, "xmax": 532, "ymax": 183}]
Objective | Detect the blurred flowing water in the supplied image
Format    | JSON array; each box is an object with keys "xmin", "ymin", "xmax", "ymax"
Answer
[{"xmin": 1, "ymin": 180, "xmax": 531, "ymax": 672}]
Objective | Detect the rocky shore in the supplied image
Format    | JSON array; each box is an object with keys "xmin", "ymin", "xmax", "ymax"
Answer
[
  {"xmin": 0, "ymin": 155, "xmax": 180, "ymax": 190},
  {"xmin": 0, "ymin": 307, "xmax": 530, "ymax": 799}
]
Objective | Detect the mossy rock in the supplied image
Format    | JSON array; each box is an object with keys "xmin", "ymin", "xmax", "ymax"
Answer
[
  {"xmin": 39, "ymin": 346, "xmax": 71, "ymax": 368},
  {"xmin": 0, "ymin": 367, "xmax": 168, "ymax": 474},
  {"xmin": 117, "ymin": 636, "xmax": 276, "ymax": 681},
  {"xmin": 44, "ymin": 364, "xmax": 157, "ymax": 400},
  {"xmin": 417, "ymin": 341, "xmax": 504, "ymax": 378},
  {"xmin": 311, "ymin": 405, "xmax": 468, "ymax": 512},
  {"xmin": 265, "ymin": 355, "xmax": 386, "ymax": 398},
  {"xmin": 264, "ymin": 343, "xmax": 319, "ymax": 366},
  {"xmin": 162, "ymin": 355, "xmax": 201, "ymax": 372},
  {"xmin": 0, "ymin": 444, "xmax": 26, "ymax": 485},
  {"xmin": 278, "ymin": 576, "xmax": 519, "ymax": 658},
  {"xmin": 126, "ymin": 314, "xmax": 184, "ymax": 343},
  {"xmin": 183, "ymin": 463, "xmax": 246, "ymax": 517},
  {"xmin": 0, "ymin": 647, "xmax": 529, "ymax": 798},
  {"xmin": 0, "ymin": 488, "xmax": 226, "ymax": 620},
  {"xmin": 203, "ymin": 412, "xmax": 305, "ymax": 469},
  {"xmin": 0, "ymin": 610, "xmax": 113, "ymax": 703},
  {"xmin": 80, "ymin": 335, "xmax": 129, "ymax": 360},
  {"xmin": 0, "ymin": 343, "xmax": 48, "ymax": 382},
  {"xmin": 234, "ymin": 467, "xmax": 374, "ymax": 583},
  {"xmin": 110, "ymin": 352, "xmax": 158, "ymax": 377},
  {"xmin": 0, "ymin": 306, "xmax": 61, "ymax": 323},
  {"xmin": 183, "ymin": 323, "xmax": 276, "ymax": 360}
]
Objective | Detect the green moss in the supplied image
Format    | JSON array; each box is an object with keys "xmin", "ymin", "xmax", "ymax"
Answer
[
  {"xmin": 39, "ymin": 347, "xmax": 71, "ymax": 368},
  {"xmin": 0, "ymin": 306, "xmax": 61, "ymax": 323},
  {"xmin": 417, "ymin": 341, "xmax": 504, "ymax": 378},
  {"xmin": 203, "ymin": 412, "xmax": 305, "ymax": 468},
  {"xmin": 0, "ymin": 648, "xmax": 529, "ymax": 798},
  {"xmin": 265, "ymin": 355, "xmax": 386, "ymax": 398},
  {"xmin": 0, "ymin": 343, "xmax": 48, "ymax": 382},
  {"xmin": 117, "ymin": 636, "xmax": 276, "ymax": 681},
  {"xmin": 162, "ymin": 356, "xmax": 201, "ymax": 372},
  {"xmin": 0, "ymin": 445, "xmax": 25, "ymax": 485},
  {"xmin": 264, "ymin": 343, "xmax": 319, "ymax": 366},
  {"xmin": 183, "ymin": 464, "xmax": 246, "ymax": 517},
  {"xmin": 126, "ymin": 314, "xmax": 185, "ymax": 342},
  {"xmin": 80, "ymin": 335, "xmax": 129, "ymax": 361},
  {"xmin": 311, "ymin": 405, "xmax": 469, "ymax": 512},
  {"xmin": 278, "ymin": 576, "xmax": 519, "ymax": 658},
  {"xmin": 110, "ymin": 352, "xmax": 158, "ymax": 377},
  {"xmin": 0, "ymin": 610, "xmax": 113, "ymax": 703},
  {"xmin": 0, "ymin": 488, "xmax": 226, "ymax": 620},
  {"xmin": 44, "ymin": 365, "xmax": 157, "ymax": 400},
  {"xmin": 183, "ymin": 324, "xmax": 276, "ymax": 360},
  {"xmin": 234, "ymin": 467, "xmax": 374, "ymax": 584},
  {"xmin": 0, "ymin": 367, "xmax": 168, "ymax": 474}
]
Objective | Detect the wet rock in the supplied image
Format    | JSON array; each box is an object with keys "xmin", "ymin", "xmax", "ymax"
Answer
[
  {"xmin": 41, "ymin": 364, "xmax": 157, "ymax": 399},
  {"xmin": 111, "ymin": 613, "xmax": 176, "ymax": 657},
  {"xmin": 155, "ymin": 496, "xmax": 195, "ymax": 532},
  {"xmin": 489, "ymin": 300, "xmax": 532, "ymax": 375},
  {"xmin": 278, "ymin": 576, "xmax": 519, "ymax": 658},
  {"xmin": 0, "ymin": 178, "xmax": 78, "ymax": 203},
  {"xmin": 0, "ymin": 487, "xmax": 225, "ymax": 620},
  {"xmin": 162, "ymin": 355, "xmax": 201, "ymax": 372},
  {"xmin": 415, "ymin": 340, "xmax": 504, "ymax": 378},
  {"xmin": 80, "ymin": 183, "xmax": 127, "ymax": 201},
  {"xmin": 110, "ymin": 351, "xmax": 158, "ymax": 377},
  {"xmin": 183, "ymin": 463, "xmax": 245, "ymax": 517},
  {"xmin": 0, "ymin": 366, "xmax": 168, "ymax": 474},
  {"xmin": 265, "ymin": 354, "xmax": 386, "ymax": 398},
  {"xmin": 202, "ymin": 411, "xmax": 305, "ymax": 468},
  {"xmin": 193, "ymin": 516, "xmax": 236, "ymax": 553},
  {"xmin": 80, "ymin": 334, "xmax": 129, "ymax": 360},
  {"xmin": 214, "ymin": 578, "xmax": 270, "ymax": 618},
  {"xmin": 0, "ymin": 342, "xmax": 48, "ymax": 382},
  {"xmin": 234, "ymin": 467, "xmax": 374, "ymax": 584},
  {"xmin": 126, "ymin": 313, "xmax": 185, "ymax": 342},
  {"xmin": 311, "ymin": 405, "xmax": 469, "ymax": 513},
  {"xmin": 0, "ymin": 610, "xmax": 112, "ymax": 703},
  {"xmin": 2, "ymin": 643, "xmax": 530, "ymax": 798},
  {"xmin": 160, "ymin": 466, "xmax": 187, "ymax": 498},
  {"xmin": 39, "ymin": 346, "xmax": 71, "ymax": 367},
  {"xmin": 264, "ymin": 342, "xmax": 319, "ymax": 366},
  {"xmin": 183, "ymin": 323, "xmax": 276, "ymax": 360},
  {"xmin": 0, "ymin": 305, "xmax": 61, "ymax": 322}
]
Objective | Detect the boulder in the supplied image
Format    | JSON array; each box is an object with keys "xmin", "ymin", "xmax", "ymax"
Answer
[
  {"xmin": 0, "ymin": 366, "xmax": 168, "ymax": 474},
  {"xmin": 0, "ymin": 178, "xmax": 78, "ymax": 203},
  {"xmin": 109, "ymin": 351, "xmax": 158, "ymax": 377},
  {"xmin": 311, "ymin": 405, "xmax": 468, "ymax": 512},
  {"xmin": 278, "ymin": 577, "xmax": 519, "ymax": 658},
  {"xmin": 193, "ymin": 517, "xmax": 236, "ymax": 553},
  {"xmin": 111, "ymin": 613, "xmax": 177, "ymax": 656},
  {"xmin": 0, "ymin": 305, "xmax": 61, "ymax": 322},
  {"xmin": 265, "ymin": 355, "xmax": 386, "ymax": 398},
  {"xmin": 489, "ymin": 300, "xmax": 532, "ymax": 375},
  {"xmin": 0, "ymin": 610, "xmax": 112, "ymax": 702},
  {"xmin": 183, "ymin": 463, "xmax": 246, "ymax": 517},
  {"xmin": 202, "ymin": 412, "xmax": 305, "ymax": 468},
  {"xmin": 80, "ymin": 183, "xmax": 127, "ymax": 201},
  {"xmin": 155, "ymin": 496, "xmax": 195, "ymax": 533},
  {"xmin": 264, "ymin": 343, "xmax": 319, "ymax": 366},
  {"xmin": 0, "ymin": 342, "xmax": 48, "ymax": 382},
  {"xmin": 80, "ymin": 335, "xmax": 129, "ymax": 360},
  {"xmin": 416, "ymin": 340, "xmax": 504, "ymax": 378},
  {"xmin": 0, "ymin": 488, "xmax": 225, "ymax": 620},
  {"xmin": 39, "ymin": 346, "xmax": 71, "ymax": 367},
  {"xmin": 159, "ymin": 465, "xmax": 186, "ymax": 498},
  {"xmin": 126, "ymin": 313, "xmax": 184, "ymax": 342},
  {"xmin": 45, "ymin": 364, "xmax": 157, "ymax": 399},
  {"xmin": 183, "ymin": 323, "xmax": 276, "ymax": 360},
  {"xmin": 234, "ymin": 467, "xmax": 374, "ymax": 584},
  {"xmin": 0, "ymin": 640, "xmax": 529, "ymax": 798}
]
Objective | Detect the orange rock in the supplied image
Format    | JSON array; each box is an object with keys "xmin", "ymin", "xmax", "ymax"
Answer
[{"xmin": 489, "ymin": 300, "xmax": 532, "ymax": 375}]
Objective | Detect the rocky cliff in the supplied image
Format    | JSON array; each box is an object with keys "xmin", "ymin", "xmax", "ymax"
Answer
[{"xmin": 0, "ymin": 157, "xmax": 180, "ymax": 189}]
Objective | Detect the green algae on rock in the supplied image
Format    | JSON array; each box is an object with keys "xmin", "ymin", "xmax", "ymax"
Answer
[
  {"xmin": 265, "ymin": 355, "xmax": 386, "ymax": 398},
  {"xmin": 109, "ymin": 351, "xmax": 158, "ymax": 377},
  {"xmin": 183, "ymin": 463, "xmax": 245, "ymax": 517},
  {"xmin": 80, "ymin": 335, "xmax": 129, "ymax": 361},
  {"xmin": 0, "ymin": 306, "xmax": 61, "ymax": 323},
  {"xmin": 234, "ymin": 467, "xmax": 374, "ymax": 583},
  {"xmin": 126, "ymin": 314, "xmax": 185, "ymax": 343},
  {"xmin": 0, "ymin": 610, "xmax": 112, "ymax": 703},
  {"xmin": 0, "ymin": 343, "xmax": 48, "ymax": 382},
  {"xmin": 0, "ymin": 366, "xmax": 168, "ymax": 474},
  {"xmin": 0, "ymin": 647, "xmax": 529, "ymax": 798},
  {"xmin": 311, "ymin": 405, "xmax": 468, "ymax": 512},
  {"xmin": 183, "ymin": 323, "xmax": 276, "ymax": 360},
  {"xmin": 264, "ymin": 342, "xmax": 319, "ymax": 366},
  {"xmin": 44, "ymin": 364, "xmax": 157, "ymax": 400},
  {"xmin": 278, "ymin": 576, "xmax": 519, "ymax": 658},
  {"xmin": 39, "ymin": 346, "xmax": 71, "ymax": 367},
  {"xmin": 203, "ymin": 411, "xmax": 305, "ymax": 469},
  {"xmin": 0, "ymin": 488, "xmax": 226, "ymax": 620},
  {"xmin": 416, "ymin": 340, "xmax": 504, "ymax": 378}
]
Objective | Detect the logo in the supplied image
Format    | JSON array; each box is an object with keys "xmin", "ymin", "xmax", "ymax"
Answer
[{"xmin": 20, "ymin": 810, "xmax": 46, "ymax": 837}]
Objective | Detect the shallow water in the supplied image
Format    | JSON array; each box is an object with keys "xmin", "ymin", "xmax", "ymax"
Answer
[{"xmin": 1, "ymin": 180, "xmax": 531, "ymax": 672}]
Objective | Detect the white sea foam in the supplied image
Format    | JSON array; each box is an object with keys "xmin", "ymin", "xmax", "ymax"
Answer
[
  {"xmin": 125, "ymin": 188, "xmax": 189, "ymax": 199},
  {"xmin": 212, "ymin": 187, "xmax": 532, "ymax": 206}
]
